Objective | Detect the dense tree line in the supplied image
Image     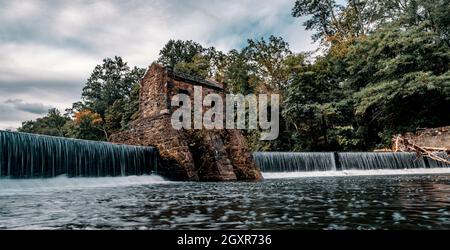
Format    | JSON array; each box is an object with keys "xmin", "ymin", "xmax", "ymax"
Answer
[{"xmin": 19, "ymin": 0, "xmax": 449, "ymax": 151}]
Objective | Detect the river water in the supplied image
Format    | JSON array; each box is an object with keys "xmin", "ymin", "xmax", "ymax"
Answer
[{"xmin": 1, "ymin": 173, "xmax": 450, "ymax": 230}]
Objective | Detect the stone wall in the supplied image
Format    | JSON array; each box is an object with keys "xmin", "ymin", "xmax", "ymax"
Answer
[
  {"xmin": 222, "ymin": 129, "xmax": 262, "ymax": 180},
  {"xmin": 111, "ymin": 115, "xmax": 198, "ymax": 180},
  {"xmin": 111, "ymin": 64, "xmax": 262, "ymax": 181},
  {"xmin": 139, "ymin": 64, "xmax": 169, "ymax": 118}
]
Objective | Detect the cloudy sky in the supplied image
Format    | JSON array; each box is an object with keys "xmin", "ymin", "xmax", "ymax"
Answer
[{"xmin": 0, "ymin": 0, "xmax": 316, "ymax": 130}]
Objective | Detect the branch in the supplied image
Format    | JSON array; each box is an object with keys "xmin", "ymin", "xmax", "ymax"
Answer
[{"xmin": 392, "ymin": 136, "xmax": 450, "ymax": 165}]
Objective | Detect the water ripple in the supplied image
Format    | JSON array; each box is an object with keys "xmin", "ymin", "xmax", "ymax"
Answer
[{"xmin": 1, "ymin": 174, "xmax": 450, "ymax": 229}]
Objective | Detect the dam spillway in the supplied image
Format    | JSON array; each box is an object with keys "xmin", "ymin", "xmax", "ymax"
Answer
[
  {"xmin": 2, "ymin": 129, "xmax": 449, "ymax": 179},
  {"xmin": 0, "ymin": 131, "xmax": 158, "ymax": 178},
  {"xmin": 338, "ymin": 152, "xmax": 426, "ymax": 170},
  {"xmin": 253, "ymin": 152, "xmax": 450, "ymax": 173},
  {"xmin": 252, "ymin": 152, "xmax": 337, "ymax": 172}
]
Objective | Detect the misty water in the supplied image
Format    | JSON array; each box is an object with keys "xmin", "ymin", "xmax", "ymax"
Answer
[{"xmin": 1, "ymin": 173, "xmax": 450, "ymax": 230}]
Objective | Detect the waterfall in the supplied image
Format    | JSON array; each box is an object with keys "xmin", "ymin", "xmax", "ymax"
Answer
[
  {"xmin": 0, "ymin": 131, "xmax": 158, "ymax": 178},
  {"xmin": 253, "ymin": 152, "xmax": 336, "ymax": 172},
  {"xmin": 338, "ymin": 152, "xmax": 426, "ymax": 170},
  {"xmin": 254, "ymin": 152, "xmax": 450, "ymax": 173},
  {"xmin": 426, "ymin": 152, "xmax": 450, "ymax": 168}
]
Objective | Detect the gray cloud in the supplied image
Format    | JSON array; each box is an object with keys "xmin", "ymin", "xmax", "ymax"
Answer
[
  {"xmin": 0, "ymin": 98, "xmax": 54, "ymax": 130},
  {"xmin": 4, "ymin": 99, "xmax": 52, "ymax": 115},
  {"xmin": 0, "ymin": 101, "xmax": 50, "ymax": 130},
  {"xmin": 0, "ymin": 103, "xmax": 26, "ymax": 121},
  {"xmin": 0, "ymin": 0, "xmax": 316, "ymax": 129}
]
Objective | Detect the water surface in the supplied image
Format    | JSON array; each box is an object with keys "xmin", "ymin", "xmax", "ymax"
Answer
[{"xmin": 1, "ymin": 174, "xmax": 449, "ymax": 230}]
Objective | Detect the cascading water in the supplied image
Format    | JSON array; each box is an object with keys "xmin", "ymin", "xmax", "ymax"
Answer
[
  {"xmin": 426, "ymin": 152, "xmax": 450, "ymax": 168},
  {"xmin": 0, "ymin": 131, "xmax": 158, "ymax": 178},
  {"xmin": 253, "ymin": 152, "xmax": 336, "ymax": 172},
  {"xmin": 253, "ymin": 151, "xmax": 450, "ymax": 173},
  {"xmin": 338, "ymin": 152, "xmax": 426, "ymax": 170}
]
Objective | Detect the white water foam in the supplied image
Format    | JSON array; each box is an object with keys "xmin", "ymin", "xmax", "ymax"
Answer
[
  {"xmin": 262, "ymin": 168, "xmax": 450, "ymax": 179},
  {"xmin": 0, "ymin": 175, "xmax": 170, "ymax": 196}
]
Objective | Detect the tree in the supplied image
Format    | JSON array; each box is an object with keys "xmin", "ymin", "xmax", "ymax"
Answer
[
  {"xmin": 293, "ymin": 0, "xmax": 450, "ymax": 47},
  {"xmin": 66, "ymin": 109, "xmax": 108, "ymax": 141},
  {"xmin": 69, "ymin": 56, "xmax": 145, "ymax": 135},
  {"xmin": 18, "ymin": 108, "xmax": 71, "ymax": 137},
  {"xmin": 158, "ymin": 40, "xmax": 205, "ymax": 68},
  {"xmin": 346, "ymin": 21, "xmax": 450, "ymax": 91},
  {"xmin": 282, "ymin": 55, "xmax": 359, "ymax": 151},
  {"xmin": 349, "ymin": 22, "xmax": 450, "ymax": 147},
  {"xmin": 121, "ymin": 81, "xmax": 141, "ymax": 129},
  {"xmin": 244, "ymin": 36, "xmax": 293, "ymax": 93},
  {"xmin": 291, "ymin": 0, "xmax": 379, "ymax": 47},
  {"xmin": 158, "ymin": 40, "xmax": 226, "ymax": 79},
  {"xmin": 405, "ymin": 0, "xmax": 450, "ymax": 47},
  {"xmin": 286, "ymin": 0, "xmax": 450, "ymax": 151},
  {"xmin": 222, "ymin": 49, "xmax": 256, "ymax": 95}
]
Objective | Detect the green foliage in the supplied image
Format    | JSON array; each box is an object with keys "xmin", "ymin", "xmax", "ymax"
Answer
[
  {"xmin": 158, "ymin": 40, "xmax": 225, "ymax": 79},
  {"xmin": 223, "ymin": 36, "xmax": 303, "ymax": 151},
  {"xmin": 63, "ymin": 109, "xmax": 106, "ymax": 141},
  {"xmin": 286, "ymin": 0, "xmax": 450, "ymax": 150},
  {"xmin": 345, "ymin": 21, "xmax": 450, "ymax": 148},
  {"xmin": 292, "ymin": 0, "xmax": 341, "ymax": 42},
  {"xmin": 243, "ymin": 36, "xmax": 293, "ymax": 93},
  {"xmin": 354, "ymin": 71, "xmax": 450, "ymax": 147},
  {"xmin": 80, "ymin": 56, "xmax": 145, "ymax": 119},
  {"xmin": 18, "ymin": 108, "xmax": 71, "ymax": 137},
  {"xmin": 158, "ymin": 40, "xmax": 205, "ymax": 68},
  {"xmin": 292, "ymin": 0, "xmax": 391, "ymax": 43},
  {"xmin": 222, "ymin": 49, "xmax": 256, "ymax": 95},
  {"xmin": 346, "ymin": 22, "xmax": 450, "ymax": 90},
  {"xmin": 68, "ymin": 56, "xmax": 145, "ymax": 139}
]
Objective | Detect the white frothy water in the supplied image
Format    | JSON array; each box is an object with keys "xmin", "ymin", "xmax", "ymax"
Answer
[
  {"xmin": 262, "ymin": 168, "xmax": 450, "ymax": 179},
  {"xmin": 0, "ymin": 175, "xmax": 169, "ymax": 196}
]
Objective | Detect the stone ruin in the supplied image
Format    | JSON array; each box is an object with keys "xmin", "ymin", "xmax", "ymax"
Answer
[{"xmin": 111, "ymin": 64, "xmax": 262, "ymax": 181}]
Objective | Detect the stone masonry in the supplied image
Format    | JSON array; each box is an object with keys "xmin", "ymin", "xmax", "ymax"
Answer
[{"xmin": 111, "ymin": 64, "xmax": 262, "ymax": 181}]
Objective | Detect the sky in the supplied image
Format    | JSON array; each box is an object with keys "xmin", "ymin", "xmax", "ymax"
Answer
[{"xmin": 0, "ymin": 0, "xmax": 317, "ymax": 130}]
